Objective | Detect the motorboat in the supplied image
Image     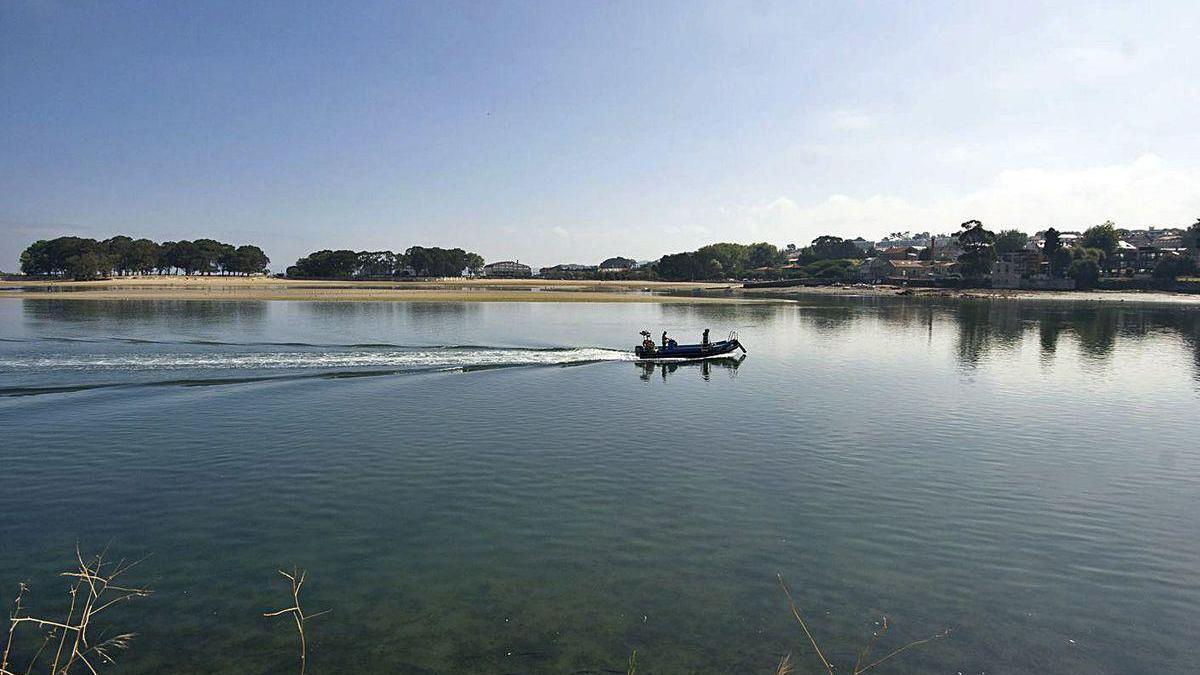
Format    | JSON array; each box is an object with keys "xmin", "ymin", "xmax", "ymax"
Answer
[{"xmin": 635, "ymin": 330, "xmax": 746, "ymax": 360}]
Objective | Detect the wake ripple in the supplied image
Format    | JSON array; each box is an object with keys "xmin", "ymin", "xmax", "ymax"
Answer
[{"xmin": 0, "ymin": 347, "xmax": 629, "ymax": 371}]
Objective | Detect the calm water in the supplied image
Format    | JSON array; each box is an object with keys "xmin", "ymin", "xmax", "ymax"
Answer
[{"xmin": 1, "ymin": 298, "xmax": 1198, "ymax": 674}]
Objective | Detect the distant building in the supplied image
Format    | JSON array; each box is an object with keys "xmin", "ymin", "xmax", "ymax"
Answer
[
  {"xmin": 879, "ymin": 246, "xmax": 923, "ymax": 260},
  {"xmin": 993, "ymin": 250, "xmax": 1042, "ymax": 287},
  {"xmin": 482, "ymin": 260, "xmax": 532, "ymax": 278},
  {"xmin": 861, "ymin": 258, "xmax": 959, "ymax": 281}
]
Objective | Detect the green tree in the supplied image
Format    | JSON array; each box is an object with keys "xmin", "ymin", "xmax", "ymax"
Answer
[
  {"xmin": 1081, "ymin": 221, "xmax": 1119, "ymax": 256},
  {"xmin": 102, "ymin": 236, "xmax": 133, "ymax": 275},
  {"xmin": 1183, "ymin": 218, "xmax": 1200, "ymax": 251},
  {"xmin": 19, "ymin": 240, "xmax": 52, "ymax": 275},
  {"xmin": 126, "ymin": 239, "xmax": 161, "ymax": 275},
  {"xmin": 1153, "ymin": 254, "xmax": 1196, "ymax": 281},
  {"xmin": 994, "ymin": 229, "xmax": 1029, "ymax": 255},
  {"xmin": 747, "ymin": 242, "xmax": 784, "ymax": 269},
  {"xmin": 1050, "ymin": 247, "xmax": 1073, "ymax": 278},
  {"xmin": 956, "ymin": 220, "xmax": 996, "ymax": 279},
  {"xmin": 1069, "ymin": 257, "xmax": 1100, "ymax": 289},
  {"xmin": 233, "ymin": 245, "xmax": 270, "ymax": 275},
  {"xmin": 807, "ymin": 235, "xmax": 860, "ymax": 260},
  {"xmin": 655, "ymin": 252, "xmax": 704, "ymax": 280},
  {"xmin": 463, "ymin": 252, "xmax": 485, "ymax": 275},
  {"xmin": 695, "ymin": 243, "xmax": 751, "ymax": 278},
  {"xmin": 1043, "ymin": 228, "xmax": 1062, "ymax": 257}
]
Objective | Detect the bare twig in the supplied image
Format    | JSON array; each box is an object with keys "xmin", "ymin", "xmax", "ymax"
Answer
[
  {"xmin": 264, "ymin": 568, "xmax": 328, "ymax": 675},
  {"xmin": 774, "ymin": 652, "xmax": 793, "ymax": 675},
  {"xmin": 855, "ymin": 627, "xmax": 953, "ymax": 674},
  {"xmin": 3, "ymin": 548, "xmax": 148, "ymax": 675},
  {"xmin": 777, "ymin": 573, "xmax": 950, "ymax": 675},
  {"xmin": 776, "ymin": 574, "xmax": 834, "ymax": 675},
  {"xmin": 853, "ymin": 616, "xmax": 888, "ymax": 674}
]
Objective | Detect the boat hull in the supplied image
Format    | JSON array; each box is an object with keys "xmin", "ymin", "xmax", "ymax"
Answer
[{"xmin": 635, "ymin": 339, "xmax": 744, "ymax": 361}]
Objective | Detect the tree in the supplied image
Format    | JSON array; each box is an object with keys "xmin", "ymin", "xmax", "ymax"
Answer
[
  {"xmin": 290, "ymin": 250, "xmax": 359, "ymax": 278},
  {"xmin": 192, "ymin": 239, "xmax": 235, "ymax": 274},
  {"xmin": 956, "ymin": 220, "xmax": 996, "ymax": 279},
  {"xmin": 1043, "ymin": 228, "xmax": 1062, "ymax": 257},
  {"xmin": 599, "ymin": 256, "xmax": 637, "ymax": 270},
  {"xmin": 1081, "ymin": 221, "xmax": 1119, "ymax": 256},
  {"xmin": 102, "ymin": 236, "xmax": 133, "ymax": 275},
  {"xmin": 1069, "ymin": 257, "xmax": 1100, "ymax": 289},
  {"xmin": 233, "ymin": 245, "xmax": 270, "ymax": 275},
  {"xmin": 994, "ymin": 229, "xmax": 1029, "ymax": 255},
  {"xmin": 1153, "ymin": 254, "xmax": 1196, "ymax": 281},
  {"xmin": 808, "ymin": 235, "xmax": 860, "ymax": 260},
  {"xmin": 655, "ymin": 252, "xmax": 704, "ymax": 280},
  {"xmin": 694, "ymin": 243, "xmax": 751, "ymax": 278},
  {"xmin": 65, "ymin": 250, "xmax": 106, "ymax": 280},
  {"xmin": 463, "ymin": 252, "xmax": 485, "ymax": 276},
  {"xmin": 19, "ymin": 240, "xmax": 52, "ymax": 275},
  {"xmin": 126, "ymin": 239, "xmax": 161, "ymax": 275},
  {"xmin": 1050, "ymin": 248, "xmax": 1073, "ymax": 278},
  {"xmin": 355, "ymin": 250, "xmax": 396, "ymax": 277},
  {"xmin": 747, "ymin": 242, "xmax": 784, "ymax": 269},
  {"xmin": 1183, "ymin": 219, "xmax": 1200, "ymax": 251}
]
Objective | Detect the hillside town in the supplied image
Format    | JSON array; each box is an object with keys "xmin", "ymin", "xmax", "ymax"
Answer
[{"xmin": 496, "ymin": 220, "xmax": 1200, "ymax": 291}]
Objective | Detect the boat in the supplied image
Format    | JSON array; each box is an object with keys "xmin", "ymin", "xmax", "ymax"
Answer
[{"xmin": 634, "ymin": 330, "xmax": 746, "ymax": 360}]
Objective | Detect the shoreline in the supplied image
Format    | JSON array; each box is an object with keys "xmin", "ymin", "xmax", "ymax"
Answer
[
  {"xmin": 2, "ymin": 276, "xmax": 1200, "ymax": 306},
  {"xmin": 0, "ymin": 276, "xmax": 750, "ymax": 303}
]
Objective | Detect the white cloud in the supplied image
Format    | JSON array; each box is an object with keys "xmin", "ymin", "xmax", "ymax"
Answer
[{"xmin": 726, "ymin": 154, "xmax": 1200, "ymax": 245}]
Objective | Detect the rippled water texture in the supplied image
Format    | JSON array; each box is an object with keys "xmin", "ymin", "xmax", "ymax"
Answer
[{"xmin": 1, "ymin": 298, "xmax": 1198, "ymax": 674}]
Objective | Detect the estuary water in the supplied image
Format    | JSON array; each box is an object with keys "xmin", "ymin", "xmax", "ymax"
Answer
[{"xmin": 1, "ymin": 298, "xmax": 1198, "ymax": 674}]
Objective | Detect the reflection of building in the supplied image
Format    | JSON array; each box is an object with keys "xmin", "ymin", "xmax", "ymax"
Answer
[{"xmin": 482, "ymin": 261, "xmax": 532, "ymax": 278}]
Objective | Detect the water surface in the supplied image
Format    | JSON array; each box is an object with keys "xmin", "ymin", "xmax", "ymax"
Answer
[{"xmin": 1, "ymin": 298, "xmax": 1198, "ymax": 673}]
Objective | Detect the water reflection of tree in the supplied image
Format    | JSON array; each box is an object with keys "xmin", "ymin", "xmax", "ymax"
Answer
[
  {"xmin": 954, "ymin": 301, "xmax": 1025, "ymax": 368},
  {"xmin": 791, "ymin": 296, "xmax": 1200, "ymax": 383},
  {"xmin": 22, "ymin": 299, "xmax": 268, "ymax": 327}
]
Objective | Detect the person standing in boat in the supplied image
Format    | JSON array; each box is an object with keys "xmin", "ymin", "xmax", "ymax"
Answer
[
  {"xmin": 641, "ymin": 331, "xmax": 655, "ymax": 353},
  {"xmin": 702, "ymin": 328, "xmax": 710, "ymax": 349},
  {"xmin": 661, "ymin": 331, "xmax": 668, "ymax": 348}
]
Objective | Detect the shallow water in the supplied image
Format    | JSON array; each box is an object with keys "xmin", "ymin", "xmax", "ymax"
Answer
[{"xmin": 1, "ymin": 298, "xmax": 1198, "ymax": 674}]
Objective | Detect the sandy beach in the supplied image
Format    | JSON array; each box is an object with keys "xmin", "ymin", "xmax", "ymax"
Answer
[
  {"xmin": 0, "ymin": 276, "xmax": 749, "ymax": 303},
  {"xmin": 3, "ymin": 275, "xmax": 1200, "ymax": 305}
]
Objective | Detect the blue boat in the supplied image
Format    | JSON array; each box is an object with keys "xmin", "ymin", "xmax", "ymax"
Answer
[{"xmin": 635, "ymin": 330, "xmax": 746, "ymax": 360}]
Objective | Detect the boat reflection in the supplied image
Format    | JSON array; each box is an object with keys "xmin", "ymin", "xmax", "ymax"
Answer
[{"xmin": 637, "ymin": 354, "xmax": 747, "ymax": 381}]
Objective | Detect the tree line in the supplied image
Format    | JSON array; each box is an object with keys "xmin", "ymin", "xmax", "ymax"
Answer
[
  {"xmin": 287, "ymin": 246, "xmax": 485, "ymax": 278},
  {"xmin": 958, "ymin": 219, "xmax": 1199, "ymax": 288},
  {"xmin": 655, "ymin": 242, "xmax": 787, "ymax": 281},
  {"xmin": 19, "ymin": 236, "xmax": 270, "ymax": 280}
]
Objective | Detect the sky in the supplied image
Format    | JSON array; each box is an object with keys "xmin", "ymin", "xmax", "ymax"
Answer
[{"xmin": 2, "ymin": 0, "xmax": 1199, "ymax": 272}]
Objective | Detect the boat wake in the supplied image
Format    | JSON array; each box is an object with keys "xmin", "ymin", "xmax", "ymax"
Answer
[
  {"xmin": 0, "ymin": 345, "xmax": 635, "ymax": 396},
  {"xmin": 0, "ymin": 346, "xmax": 633, "ymax": 372}
]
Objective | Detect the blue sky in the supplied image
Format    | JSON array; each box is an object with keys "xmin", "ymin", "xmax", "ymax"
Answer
[{"xmin": 2, "ymin": 0, "xmax": 1198, "ymax": 271}]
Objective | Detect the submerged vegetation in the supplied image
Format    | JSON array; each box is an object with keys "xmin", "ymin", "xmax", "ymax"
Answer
[{"xmin": 3, "ymin": 553, "xmax": 948, "ymax": 674}]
